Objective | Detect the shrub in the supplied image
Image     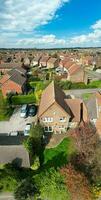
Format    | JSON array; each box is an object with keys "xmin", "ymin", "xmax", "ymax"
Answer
[{"xmin": 11, "ymin": 94, "xmax": 36, "ymax": 105}]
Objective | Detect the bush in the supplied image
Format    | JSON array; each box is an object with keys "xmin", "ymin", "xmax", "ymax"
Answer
[
  {"xmin": 14, "ymin": 178, "xmax": 38, "ymax": 200},
  {"xmin": 11, "ymin": 94, "xmax": 36, "ymax": 105},
  {"xmin": 71, "ymin": 82, "xmax": 87, "ymax": 89},
  {"xmin": 34, "ymin": 168, "xmax": 70, "ymax": 200}
]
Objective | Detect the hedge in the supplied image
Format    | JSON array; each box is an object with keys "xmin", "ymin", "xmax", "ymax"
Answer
[{"xmin": 11, "ymin": 94, "xmax": 36, "ymax": 105}]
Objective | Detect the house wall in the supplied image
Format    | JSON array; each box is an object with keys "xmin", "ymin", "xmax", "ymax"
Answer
[
  {"xmin": 31, "ymin": 61, "xmax": 38, "ymax": 67},
  {"xmin": 47, "ymin": 60, "xmax": 59, "ymax": 69},
  {"xmin": 39, "ymin": 102, "xmax": 70, "ymax": 134},
  {"xmin": 1, "ymin": 80, "xmax": 22, "ymax": 96},
  {"xmin": 69, "ymin": 69, "xmax": 84, "ymax": 83}
]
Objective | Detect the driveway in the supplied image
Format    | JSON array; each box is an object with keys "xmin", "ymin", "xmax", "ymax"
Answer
[{"xmin": 0, "ymin": 108, "xmax": 37, "ymax": 134}]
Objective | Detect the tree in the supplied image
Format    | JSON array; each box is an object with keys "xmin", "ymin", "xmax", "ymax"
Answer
[
  {"xmin": 14, "ymin": 178, "xmax": 38, "ymax": 200},
  {"xmin": 70, "ymin": 122, "xmax": 101, "ymax": 184},
  {"xmin": 23, "ymin": 124, "xmax": 44, "ymax": 165},
  {"xmin": 34, "ymin": 168, "xmax": 70, "ymax": 200},
  {"xmin": 60, "ymin": 164, "xmax": 92, "ymax": 200}
]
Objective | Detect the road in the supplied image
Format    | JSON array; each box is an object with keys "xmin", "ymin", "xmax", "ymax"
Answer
[
  {"xmin": 0, "ymin": 108, "xmax": 37, "ymax": 134},
  {"xmin": 0, "ymin": 193, "xmax": 14, "ymax": 200},
  {"xmin": 64, "ymin": 88, "xmax": 101, "ymax": 98}
]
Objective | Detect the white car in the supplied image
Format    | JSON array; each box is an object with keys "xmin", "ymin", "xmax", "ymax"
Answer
[
  {"xmin": 24, "ymin": 123, "xmax": 31, "ymax": 136},
  {"xmin": 20, "ymin": 104, "xmax": 28, "ymax": 118},
  {"xmin": 9, "ymin": 131, "xmax": 18, "ymax": 136}
]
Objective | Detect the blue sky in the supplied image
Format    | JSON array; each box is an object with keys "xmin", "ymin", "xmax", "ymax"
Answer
[{"xmin": 0, "ymin": 0, "xmax": 101, "ymax": 48}]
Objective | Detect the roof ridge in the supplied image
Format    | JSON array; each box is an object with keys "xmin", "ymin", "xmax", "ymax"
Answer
[{"xmin": 53, "ymin": 81, "xmax": 55, "ymax": 100}]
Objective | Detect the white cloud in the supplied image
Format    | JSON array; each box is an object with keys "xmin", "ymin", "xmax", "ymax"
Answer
[
  {"xmin": 0, "ymin": 0, "xmax": 69, "ymax": 32},
  {"xmin": 0, "ymin": 1, "xmax": 101, "ymax": 48},
  {"xmin": 91, "ymin": 19, "xmax": 101, "ymax": 30},
  {"xmin": 69, "ymin": 20, "xmax": 101, "ymax": 46},
  {"xmin": 15, "ymin": 34, "xmax": 66, "ymax": 48}
]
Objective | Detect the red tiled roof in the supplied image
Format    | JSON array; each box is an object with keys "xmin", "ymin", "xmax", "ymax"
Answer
[{"xmin": 68, "ymin": 64, "xmax": 81, "ymax": 75}]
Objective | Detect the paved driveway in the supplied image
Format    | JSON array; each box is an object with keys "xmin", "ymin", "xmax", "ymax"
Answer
[{"xmin": 0, "ymin": 108, "xmax": 37, "ymax": 134}]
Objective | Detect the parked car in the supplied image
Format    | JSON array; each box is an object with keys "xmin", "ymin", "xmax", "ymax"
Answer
[
  {"xmin": 20, "ymin": 104, "xmax": 28, "ymax": 118},
  {"xmin": 9, "ymin": 131, "xmax": 19, "ymax": 136},
  {"xmin": 28, "ymin": 105, "xmax": 36, "ymax": 116},
  {"xmin": 24, "ymin": 123, "xmax": 31, "ymax": 136}
]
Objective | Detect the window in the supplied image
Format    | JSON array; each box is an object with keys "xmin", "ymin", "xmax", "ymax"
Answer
[
  {"xmin": 44, "ymin": 127, "xmax": 48, "ymax": 132},
  {"xmin": 43, "ymin": 117, "xmax": 53, "ymax": 122},
  {"xmin": 59, "ymin": 126, "xmax": 65, "ymax": 129},
  {"xmin": 44, "ymin": 126, "xmax": 53, "ymax": 132},
  {"xmin": 60, "ymin": 117, "xmax": 66, "ymax": 122},
  {"xmin": 49, "ymin": 126, "xmax": 53, "ymax": 132}
]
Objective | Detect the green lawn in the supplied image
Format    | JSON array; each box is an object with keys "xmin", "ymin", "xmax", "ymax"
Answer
[
  {"xmin": 82, "ymin": 93, "xmax": 93, "ymax": 100},
  {"xmin": 88, "ymin": 80, "xmax": 101, "ymax": 88},
  {"xmin": 0, "ymin": 91, "xmax": 13, "ymax": 121},
  {"xmin": 42, "ymin": 138, "xmax": 75, "ymax": 169}
]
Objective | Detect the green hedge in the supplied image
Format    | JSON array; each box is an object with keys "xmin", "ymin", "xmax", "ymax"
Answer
[
  {"xmin": 55, "ymin": 80, "xmax": 101, "ymax": 90},
  {"xmin": 11, "ymin": 94, "xmax": 36, "ymax": 105},
  {"xmin": 30, "ymin": 81, "xmax": 50, "ymax": 91}
]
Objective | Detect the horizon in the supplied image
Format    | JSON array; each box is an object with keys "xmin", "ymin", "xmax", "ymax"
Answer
[{"xmin": 0, "ymin": 0, "xmax": 101, "ymax": 48}]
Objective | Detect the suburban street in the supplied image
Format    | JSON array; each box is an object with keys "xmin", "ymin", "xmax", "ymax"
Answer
[
  {"xmin": 0, "ymin": 108, "xmax": 37, "ymax": 134},
  {"xmin": 64, "ymin": 88, "xmax": 101, "ymax": 97}
]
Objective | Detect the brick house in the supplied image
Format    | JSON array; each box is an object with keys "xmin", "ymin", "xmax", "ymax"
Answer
[
  {"xmin": 0, "ymin": 69, "xmax": 26, "ymax": 96},
  {"xmin": 0, "ymin": 62, "xmax": 23, "ymax": 74},
  {"xmin": 47, "ymin": 58, "xmax": 59, "ymax": 69},
  {"xmin": 59, "ymin": 60, "xmax": 85, "ymax": 83},
  {"xmin": 39, "ymin": 56, "xmax": 50, "ymax": 68},
  {"xmin": 67, "ymin": 64, "xmax": 85, "ymax": 83},
  {"xmin": 31, "ymin": 56, "xmax": 41, "ymax": 67},
  {"xmin": 37, "ymin": 81, "xmax": 88, "ymax": 134}
]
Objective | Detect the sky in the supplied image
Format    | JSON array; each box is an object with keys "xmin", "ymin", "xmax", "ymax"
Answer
[{"xmin": 0, "ymin": 0, "xmax": 101, "ymax": 48}]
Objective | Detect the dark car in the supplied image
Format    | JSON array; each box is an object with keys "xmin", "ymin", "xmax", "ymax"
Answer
[{"xmin": 28, "ymin": 105, "xmax": 36, "ymax": 116}]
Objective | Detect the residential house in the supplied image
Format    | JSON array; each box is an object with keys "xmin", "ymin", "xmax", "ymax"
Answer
[
  {"xmin": 0, "ymin": 68, "xmax": 26, "ymax": 96},
  {"xmin": 0, "ymin": 62, "xmax": 22, "ymax": 74},
  {"xmin": 37, "ymin": 81, "xmax": 88, "ymax": 134},
  {"xmin": 95, "ymin": 55, "xmax": 101, "ymax": 69},
  {"xmin": 84, "ymin": 92, "xmax": 101, "ymax": 138},
  {"xmin": 47, "ymin": 57, "xmax": 59, "ymax": 69},
  {"xmin": 39, "ymin": 56, "xmax": 50, "ymax": 68},
  {"xmin": 31, "ymin": 56, "xmax": 41, "ymax": 67},
  {"xmin": 67, "ymin": 64, "xmax": 85, "ymax": 83},
  {"xmin": 59, "ymin": 60, "xmax": 85, "ymax": 83}
]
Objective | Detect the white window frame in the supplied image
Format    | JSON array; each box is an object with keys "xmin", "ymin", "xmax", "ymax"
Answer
[
  {"xmin": 59, "ymin": 117, "xmax": 66, "ymax": 122},
  {"xmin": 44, "ymin": 126, "xmax": 53, "ymax": 132},
  {"xmin": 43, "ymin": 117, "xmax": 53, "ymax": 122}
]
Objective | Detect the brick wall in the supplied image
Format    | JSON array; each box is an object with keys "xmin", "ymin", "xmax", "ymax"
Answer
[{"xmin": 1, "ymin": 79, "xmax": 22, "ymax": 96}]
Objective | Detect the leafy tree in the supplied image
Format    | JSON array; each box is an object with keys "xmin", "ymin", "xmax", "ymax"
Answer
[
  {"xmin": 23, "ymin": 124, "xmax": 44, "ymax": 164},
  {"xmin": 60, "ymin": 164, "xmax": 92, "ymax": 200},
  {"xmin": 34, "ymin": 168, "xmax": 70, "ymax": 200},
  {"xmin": 14, "ymin": 178, "xmax": 38, "ymax": 200},
  {"xmin": 70, "ymin": 122, "xmax": 101, "ymax": 184}
]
